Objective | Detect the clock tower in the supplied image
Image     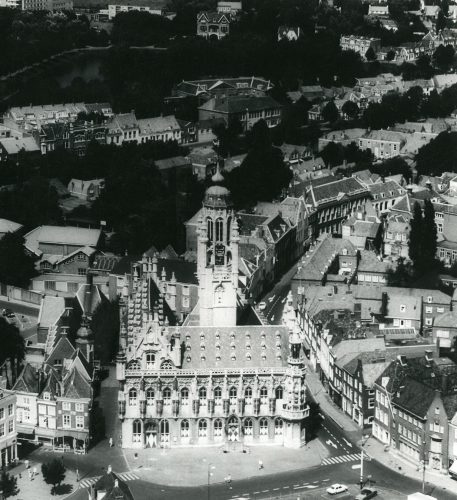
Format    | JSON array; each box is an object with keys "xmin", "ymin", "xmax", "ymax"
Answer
[{"xmin": 197, "ymin": 165, "xmax": 239, "ymax": 327}]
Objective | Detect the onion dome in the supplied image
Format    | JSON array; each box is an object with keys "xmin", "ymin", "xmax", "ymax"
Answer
[
  {"xmin": 76, "ymin": 315, "xmax": 92, "ymax": 340},
  {"xmin": 203, "ymin": 162, "xmax": 233, "ymax": 209}
]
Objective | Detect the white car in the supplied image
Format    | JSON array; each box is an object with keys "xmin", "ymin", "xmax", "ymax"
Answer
[
  {"xmin": 326, "ymin": 484, "xmax": 348, "ymax": 495},
  {"xmin": 258, "ymin": 301, "xmax": 267, "ymax": 311}
]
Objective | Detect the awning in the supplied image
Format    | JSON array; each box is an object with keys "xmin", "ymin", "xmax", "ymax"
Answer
[{"xmin": 449, "ymin": 460, "xmax": 457, "ymax": 475}]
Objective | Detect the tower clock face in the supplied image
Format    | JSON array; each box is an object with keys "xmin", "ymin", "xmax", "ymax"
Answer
[{"xmin": 215, "ymin": 243, "xmax": 225, "ymax": 265}]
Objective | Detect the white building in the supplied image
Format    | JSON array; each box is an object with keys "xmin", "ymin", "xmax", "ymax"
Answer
[
  {"xmin": 0, "ymin": 389, "xmax": 17, "ymax": 468},
  {"xmin": 108, "ymin": 0, "xmax": 166, "ymax": 19}
]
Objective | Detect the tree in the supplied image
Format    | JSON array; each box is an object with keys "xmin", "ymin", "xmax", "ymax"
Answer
[
  {"xmin": 341, "ymin": 100, "xmax": 359, "ymax": 120},
  {"xmin": 0, "ymin": 232, "xmax": 37, "ymax": 288},
  {"xmin": 365, "ymin": 46, "xmax": 377, "ymax": 62},
  {"xmin": 41, "ymin": 459, "xmax": 66, "ymax": 495},
  {"xmin": 409, "ymin": 202, "xmax": 423, "ymax": 270},
  {"xmin": 386, "ymin": 49, "xmax": 396, "ymax": 61},
  {"xmin": 436, "ymin": 10, "xmax": 446, "ymax": 32},
  {"xmin": 0, "ymin": 317, "xmax": 25, "ymax": 385},
  {"xmin": 91, "ymin": 298, "xmax": 120, "ymax": 364},
  {"xmin": 321, "ymin": 141, "xmax": 344, "ymax": 168},
  {"xmin": 416, "ymin": 131, "xmax": 457, "ymax": 176},
  {"xmin": 0, "ymin": 470, "xmax": 19, "ymax": 498},
  {"xmin": 433, "ymin": 44, "xmax": 455, "ymax": 71},
  {"xmin": 386, "ymin": 257, "xmax": 413, "ymax": 287},
  {"xmin": 422, "ymin": 199, "xmax": 437, "ymax": 268},
  {"xmin": 226, "ymin": 120, "xmax": 292, "ymax": 207},
  {"xmin": 321, "ymin": 100, "xmax": 339, "ymax": 123}
]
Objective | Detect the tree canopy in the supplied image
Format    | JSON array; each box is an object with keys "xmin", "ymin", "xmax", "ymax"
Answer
[
  {"xmin": 0, "ymin": 470, "xmax": 19, "ymax": 498},
  {"xmin": 41, "ymin": 460, "xmax": 66, "ymax": 496},
  {"xmin": 416, "ymin": 131, "xmax": 457, "ymax": 176},
  {"xmin": 0, "ymin": 232, "xmax": 37, "ymax": 288},
  {"xmin": 226, "ymin": 120, "xmax": 292, "ymax": 207}
]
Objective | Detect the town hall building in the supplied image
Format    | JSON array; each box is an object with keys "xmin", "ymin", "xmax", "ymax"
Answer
[{"xmin": 116, "ymin": 168, "xmax": 309, "ymax": 449}]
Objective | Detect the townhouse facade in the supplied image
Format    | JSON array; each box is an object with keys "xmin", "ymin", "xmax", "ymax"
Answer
[
  {"xmin": 340, "ymin": 35, "xmax": 381, "ymax": 58},
  {"xmin": 0, "ymin": 390, "xmax": 17, "ymax": 468},
  {"xmin": 107, "ymin": 0, "xmax": 167, "ymax": 19}
]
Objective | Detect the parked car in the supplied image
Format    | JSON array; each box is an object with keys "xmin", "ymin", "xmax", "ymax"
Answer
[
  {"xmin": 2, "ymin": 308, "xmax": 15, "ymax": 319},
  {"xmin": 355, "ymin": 488, "xmax": 377, "ymax": 500},
  {"xmin": 258, "ymin": 301, "xmax": 266, "ymax": 311},
  {"xmin": 327, "ymin": 484, "xmax": 348, "ymax": 495}
]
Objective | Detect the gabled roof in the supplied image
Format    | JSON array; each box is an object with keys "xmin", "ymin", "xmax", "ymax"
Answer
[
  {"xmin": 76, "ymin": 283, "xmax": 105, "ymax": 317},
  {"xmin": 93, "ymin": 470, "xmax": 134, "ymax": 500},
  {"xmin": 12, "ymin": 364, "xmax": 40, "ymax": 394},
  {"xmin": 157, "ymin": 258, "xmax": 198, "ymax": 285},
  {"xmin": 46, "ymin": 335, "xmax": 76, "ymax": 367},
  {"xmin": 393, "ymin": 377, "xmax": 437, "ymax": 418},
  {"xmin": 198, "ymin": 95, "xmax": 281, "ymax": 114},
  {"xmin": 62, "ymin": 367, "xmax": 92, "ymax": 399},
  {"xmin": 38, "ymin": 296, "xmax": 66, "ymax": 330},
  {"xmin": 138, "ymin": 115, "xmax": 181, "ymax": 135}
]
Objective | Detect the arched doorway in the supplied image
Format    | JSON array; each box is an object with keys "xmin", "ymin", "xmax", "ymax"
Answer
[
  {"xmin": 145, "ymin": 420, "xmax": 157, "ymax": 448},
  {"xmin": 227, "ymin": 415, "xmax": 240, "ymax": 442}
]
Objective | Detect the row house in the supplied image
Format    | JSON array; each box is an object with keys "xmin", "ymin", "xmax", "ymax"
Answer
[
  {"xmin": 196, "ymin": 11, "xmax": 230, "ymax": 40},
  {"xmin": 4, "ymin": 103, "xmax": 112, "ymax": 131},
  {"xmin": 369, "ymin": 180, "xmax": 406, "ymax": 214},
  {"xmin": 318, "ymin": 128, "xmax": 366, "ymax": 151},
  {"xmin": 198, "ymin": 95, "xmax": 282, "ymax": 131},
  {"xmin": 38, "ymin": 121, "xmax": 107, "ymax": 157},
  {"xmin": 107, "ymin": 0, "xmax": 167, "ymax": 19},
  {"xmin": 0, "ymin": 389, "xmax": 17, "ymax": 468},
  {"xmin": 340, "ymin": 35, "xmax": 381, "ymax": 59},
  {"xmin": 305, "ymin": 177, "xmax": 371, "ymax": 237},
  {"xmin": 0, "ymin": 136, "xmax": 40, "ymax": 162},
  {"xmin": 13, "ymin": 331, "xmax": 93, "ymax": 452},
  {"xmin": 372, "ymin": 354, "xmax": 457, "ymax": 474}
]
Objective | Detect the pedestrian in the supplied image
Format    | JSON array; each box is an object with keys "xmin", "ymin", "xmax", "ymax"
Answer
[
  {"xmin": 33, "ymin": 466, "xmax": 37, "ymax": 478},
  {"xmin": 76, "ymin": 469, "xmax": 80, "ymax": 482},
  {"xmin": 109, "ymin": 437, "xmax": 113, "ymax": 448},
  {"xmin": 24, "ymin": 459, "xmax": 29, "ymax": 469},
  {"xmin": 27, "ymin": 469, "xmax": 32, "ymax": 481},
  {"xmin": 258, "ymin": 459, "xmax": 264, "ymax": 470}
]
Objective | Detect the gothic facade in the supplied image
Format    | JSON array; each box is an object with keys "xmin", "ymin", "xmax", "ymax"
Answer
[{"xmin": 116, "ymin": 169, "xmax": 309, "ymax": 449}]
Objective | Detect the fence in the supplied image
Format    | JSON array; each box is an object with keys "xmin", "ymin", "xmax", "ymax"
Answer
[{"xmin": 0, "ymin": 282, "xmax": 42, "ymax": 306}]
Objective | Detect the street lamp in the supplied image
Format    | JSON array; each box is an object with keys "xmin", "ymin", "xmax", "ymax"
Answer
[{"xmin": 207, "ymin": 462, "xmax": 215, "ymax": 500}]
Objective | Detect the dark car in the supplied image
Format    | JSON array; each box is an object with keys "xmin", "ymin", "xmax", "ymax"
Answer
[{"xmin": 355, "ymin": 488, "xmax": 377, "ymax": 500}]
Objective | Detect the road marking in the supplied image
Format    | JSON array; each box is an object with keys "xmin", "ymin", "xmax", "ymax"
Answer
[
  {"xmin": 253, "ymin": 492, "xmax": 260, "ymax": 495},
  {"xmin": 323, "ymin": 479, "xmax": 330, "ymax": 482},
  {"xmin": 273, "ymin": 487, "xmax": 280, "ymax": 491},
  {"xmin": 326, "ymin": 439, "xmax": 338, "ymax": 449},
  {"xmin": 293, "ymin": 484, "xmax": 300, "ymax": 487},
  {"xmin": 343, "ymin": 438, "xmax": 353, "ymax": 448},
  {"xmin": 261, "ymin": 489, "xmax": 269, "ymax": 493},
  {"xmin": 312, "ymin": 481, "xmax": 319, "ymax": 484},
  {"xmin": 283, "ymin": 486, "xmax": 290, "ymax": 489},
  {"xmin": 304, "ymin": 485, "xmax": 318, "ymax": 489},
  {"xmin": 321, "ymin": 453, "xmax": 362, "ymax": 466},
  {"xmin": 352, "ymin": 464, "xmax": 362, "ymax": 469}
]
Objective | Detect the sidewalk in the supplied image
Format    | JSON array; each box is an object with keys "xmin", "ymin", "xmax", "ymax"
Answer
[
  {"xmin": 122, "ymin": 438, "xmax": 327, "ymax": 487},
  {"xmin": 7, "ymin": 460, "xmax": 79, "ymax": 500},
  {"xmin": 362, "ymin": 436, "xmax": 457, "ymax": 494},
  {"xmin": 305, "ymin": 361, "xmax": 362, "ymax": 439}
]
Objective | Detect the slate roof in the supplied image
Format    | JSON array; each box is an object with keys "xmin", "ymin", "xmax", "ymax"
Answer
[
  {"xmin": 197, "ymin": 11, "xmax": 231, "ymax": 23},
  {"xmin": 38, "ymin": 296, "xmax": 66, "ymax": 330},
  {"xmin": 157, "ymin": 258, "xmax": 198, "ymax": 285},
  {"xmin": 138, "ymin": 115, "xmax": 181, "ymax": 135},
  {"xmin": 369, "ymin": 180, "xmax": 405, "ymax": 198},
  {"xmin": 0, "ymin": 136, "xmax": 40, "ymax": 154},
  {"xmin": 46, "ymin": 335, "xmax": 76, "ymax": 367},
  {"xmin": 25, "ymin": 226, "xmax": 101, "ymax": 253},
  {"xmin": 358, "ymin": 250, "xmax": 391, "ymax": 273},
  {"xmin": 433, "ymin": 311, "xmax": 457, "ymax": 328},
  {"xmin": 237, "ymin": 213, "xmax": 268, "ymax": 235},
  {"xmin": 264, "ymin": 214, "xmax": 291, "ymax": 242},
  {"xmin": 0, "ymin": 218, "xmax": 23, "ymax": 235},
  {"xmin": 199, "ymin": 95, "xmax": 281, "ymax": 114},
  {"xmin": 155, "ymin": 156, "xmax": 191, "ymax": 170},
  {"xmin": 309, "ymin": 177, "xmax": 368, "ymax": 205},
  {"xmin": 91, "ymin": 255, "xmax": 122, "ymax": 272},
  {"xmin": 179, "ymin": 326, "xmax": 289, "ymax": 369}
]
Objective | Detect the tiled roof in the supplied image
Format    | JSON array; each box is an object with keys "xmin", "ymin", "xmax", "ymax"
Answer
[
  {"xmin": 393, "ymin": 377, "xmax": 437, "ymax": 418},
  {"xmin": 237, "ymin": 213, "xmax": 268, "ymax": 235},
  {"xmin": 46, "ymin": 335, "xmax": 76, "ymax": 367},
  {"xmin": 369, "ymin": 180, "xmax": 404, "ymax": 197},
  {"xmin": 63, "ymin": 367, "xmax": 92, "ymax": 399},
  {"xmin": 264, "ymin": 214, "xmax": 291, "ymax": 242},
  {"xmin": 179, "ymin": 326, "xmax": 289, "ymax": 369},
  {"xmin": 91, "ymin": 255, "xmax": 122, "ymax": 272},
  {"xmin": 433, "ymin": 311, "xmax": 457, "ymax": 328},
  {"xmin": 93, "ymin": 471, "xmax": 134, "ymax": 500},
  {"xmin": 13, "ymin": 364, "xmax": 40, "ymax": 394}
]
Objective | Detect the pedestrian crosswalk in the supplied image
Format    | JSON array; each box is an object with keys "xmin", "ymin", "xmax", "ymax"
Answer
[
  {"xmin": 321, "ymin": 453, "xmax": 369, "ymax": 466},
  {"xmin": 79, "ymin": 472, "xmax": 139, "ymax": 489}
]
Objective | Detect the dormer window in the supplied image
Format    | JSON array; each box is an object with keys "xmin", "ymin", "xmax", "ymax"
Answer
[
  {"xmin": 43, "ymin": 392, "xmax": 50, "ymax": 401},
  {"xmin": 146, "ymin": 353, "xmax": 155, "ymax": 370},
  {"xmin": 427, "ymin": 296, "xmax": 433, "ymax": 303},
  {"xmin": 400, "ymin": 305, "xmax": 406, "ymax": 312},
  {"xmin": 200, "ymin": 334, "xmax": 205, "ymax": 341}
]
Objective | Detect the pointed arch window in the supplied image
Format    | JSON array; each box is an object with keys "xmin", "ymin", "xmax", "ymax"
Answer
[
  {"xmin": 181, "ymin": 419, "xmax": 189, "ymax": 437},
  {"xmin": 216, "ymin": 218, "xmax": 223, "ymax": 242},
  {"xmin": 207, "ymin": 217, "xmax": 213, "ymax": 241},
  {"xmin": 227, "ymin": 216, "xmax": 232, "ymax": 244},
  {"xmin": 146, "ymin": 387, "xmax": 155, "ymax": 404},
  {"xmin": 132, "ymin": 419, "xmax": 141, "ymax": 443},
  {"xmin": 129, "ymin": 388, "xmax": 137, "ymax": 406},
  {"xmin": 275, "ymin": 386, "xmax": 284, "ymax": 400},
  {"xmin": 259, "ymin": 417, "xmax": 269, "ymax": 436},
  {"xmin": 214, "ymin": 386, "xmax": 222, "ymax": 405},
  {"xmin": 229, "ymin": 387, "xmax": 237, "ymax": 404},
  {"xmin": 244, "ymin": 418, "xmax": 253, "ymax": 436},
  {"xmin": 260, "ymin": 386, "xmax": 268, "ymax": 404},
  {"xmin": 245, "ymin": 386, "xmax": 252, "ymax": 404},
  {"xmin": 214, "ymin": 418, "xmax": 223, "ymax": 437}
]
